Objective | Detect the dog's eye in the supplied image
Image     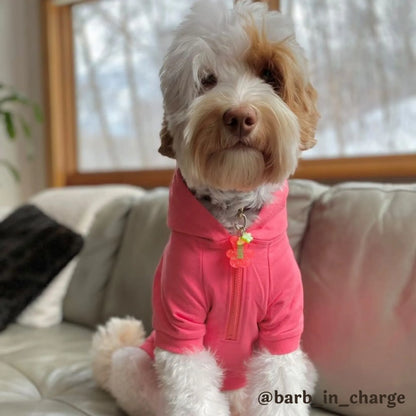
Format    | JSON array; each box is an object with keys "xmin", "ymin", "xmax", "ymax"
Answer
[
  {"xmin": 261, "ymin": 68, "xmax": 274, "ymax": 84},
  {"xmin": 201, "ymin": 74, "xmax": 217, "ymax": 90},
  {"xmin": 260, "ymin": 68, "xmax": 283, "ymax": 94}
]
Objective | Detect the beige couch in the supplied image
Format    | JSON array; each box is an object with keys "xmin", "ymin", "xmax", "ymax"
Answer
[{"xmin": 0, "ymin": 180, "xmax": 415, "ymax": 416}]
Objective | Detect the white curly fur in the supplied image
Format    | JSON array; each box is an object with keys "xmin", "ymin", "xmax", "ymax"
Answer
[
  {"xmin": 110, "ymin": 347, "xmax": 159, "ymax": 416},
  {"xmin": 155, "ymin": 348, "xmax": 230, "ymax": 416},
  {"xmin": 91, "ymin": 316, "xmax": 145, "ymax": 392},
  {"xmin": 244, "ymin": 349, "xmax": 318, "ymax": 416},
  {"xmin": 226, "ymin": 388, "xmax": 248, "ymax": 416}
]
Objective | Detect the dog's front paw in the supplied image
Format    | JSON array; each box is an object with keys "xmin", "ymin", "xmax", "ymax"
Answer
[
  {"xmin": 244, "ymin": 349, "xmax": 317, "ymax": 416},
  {"xmin": 155, "ymin": 348, "xmax": 230, "ymax": 416}
]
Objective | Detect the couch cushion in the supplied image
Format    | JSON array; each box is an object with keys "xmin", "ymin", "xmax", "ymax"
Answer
[
  {"xmin": 310, "ymin": 408, "xmax": 339, "ymax": 416},
  {"xmin": 0, "ymin": 323, "xmax": 124, "ymax": 415},
  {"xmin": 61, "ymin": 187, "xmax": 145, "ymax": 329},
  {"xmin": 101, "ymin": 188, "xmax": 170, "ymax": 333},
  {"xmin": 301, "ymin": 183, "xmax": 416, "ymax": 416},
  {"xmin": 287, "ymin": 180, "xmax": 328, "ymax": 262}
]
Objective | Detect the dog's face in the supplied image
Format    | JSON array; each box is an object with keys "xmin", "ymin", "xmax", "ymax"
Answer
[{"xmin": 159, "ymin": 0, "xmax": 319, "ymax": 191}]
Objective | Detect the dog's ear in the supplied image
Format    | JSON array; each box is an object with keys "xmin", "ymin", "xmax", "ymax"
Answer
[
  {"xmin": 159, "ymin": 115, "xmax": 176, "ymax": 159},
  {"xmin": 270, "ymin": 43, "xmax": 319, "ymax": 151},
  {"xmin": 298, "ymin": 82, "xmax": 319, "ymax": 151}
]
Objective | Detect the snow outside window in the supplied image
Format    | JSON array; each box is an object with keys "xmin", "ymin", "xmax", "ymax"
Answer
[{"xmin": 281, "ymin": 0, "xmax": 416, "ymax": 160}]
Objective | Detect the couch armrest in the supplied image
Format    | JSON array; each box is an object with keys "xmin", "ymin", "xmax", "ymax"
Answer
[
  {"xmin": 30, "ymin": 185, "xmax": 144, "ymax": 234},
  {"xmin": 302, "ymin": 182, "xmax": 416, "ymax": 415}
]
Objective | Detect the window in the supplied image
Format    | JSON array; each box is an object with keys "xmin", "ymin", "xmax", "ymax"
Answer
[
  {"xmin": 72, "ymin": 1, "xmax": 197, "ymax": 173},
  {"xmin": 282, "ymin": 0, "xmax": 416, "ymax": 180},
  {"xmin": 44, "ymin": 0, "xmax": 415, "ymax": 187},
  {"xmin": 283, "ymin": 0, "xmax": 416, "ymax": 159},
  {"xmin": 45, "ymin": 0, "xmax": 205, "ymax": 187}
]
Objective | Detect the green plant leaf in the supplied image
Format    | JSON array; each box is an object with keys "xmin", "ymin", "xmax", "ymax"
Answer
[
  {"xmin": 0, "ymin": 159, "xmax": 20, "ymax": 181},
  {"xmin": 4, "ymin": 112, "xmax": 16, "ymax": 139},
  {"xmin": 32, "ymin": 103, "xmax": 44, "ymax": 122},
  {"xmin": 0, "ymin": 94, "xmax": 20, "ymax": 105},
  {"xmin": 18, "ymin": 115, "xmax": 32, "ymax": 139},
  {"xmin": 0, "ymin": 84, "xmax": 42, "ymax": 181}
]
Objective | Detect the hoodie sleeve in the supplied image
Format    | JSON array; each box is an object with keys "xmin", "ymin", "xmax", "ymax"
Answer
[
  {"xmin": 152, "ymin": 232, "xmax": 208, "ymax": 354},
  {"xmin": 258, "ymin": 237, "xmax": 304, "ymax": 354}
]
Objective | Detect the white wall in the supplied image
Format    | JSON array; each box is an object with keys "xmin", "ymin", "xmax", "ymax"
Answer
[{"xmin": 0, "ymin": 0, "xmax": 46, "ymax": 207}]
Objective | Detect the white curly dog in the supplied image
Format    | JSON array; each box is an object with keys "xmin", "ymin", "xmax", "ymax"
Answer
[{"xmin": 91, "ymin": 1, "xmax": 319, "ymax": 415}]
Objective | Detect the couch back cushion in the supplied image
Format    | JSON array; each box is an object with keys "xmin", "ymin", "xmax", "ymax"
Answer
[
  {"xmin": 286, "ymin": 180, "xmax": 328, "ymax": 261},
  {"xmin": 60, "ymin": 186, "xmax": 144, "ymax": 328},
  {"xmin": 100, "ymin": 188, "xmax": 170, "ymax": 332},
  {"xmin": 301, "ymin": 183, "xmax": 416, "ymax": 415}
]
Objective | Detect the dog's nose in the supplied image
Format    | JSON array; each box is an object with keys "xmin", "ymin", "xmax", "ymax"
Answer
[{"xmin": 223, "ymin": 106, "xmax": 257, "ymax": 138}]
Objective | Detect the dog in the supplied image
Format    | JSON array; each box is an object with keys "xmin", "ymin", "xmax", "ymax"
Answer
[{"xmin": 91, "ymin": 1, "xmax": 319, "ymax": 415}]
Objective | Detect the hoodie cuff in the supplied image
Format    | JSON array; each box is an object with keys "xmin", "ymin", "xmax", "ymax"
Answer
[{"xmin": 154, "ymin": 330, "xmax": 205, "ymax": 355}]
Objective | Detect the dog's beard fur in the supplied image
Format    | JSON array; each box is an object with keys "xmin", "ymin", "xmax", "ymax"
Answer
[{"xmin": 179, "ymin": 80, "xmax": 300, "ymax": 192}]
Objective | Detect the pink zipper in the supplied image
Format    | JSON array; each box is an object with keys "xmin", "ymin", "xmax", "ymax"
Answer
[{"xmin": 225, "ymin": 267, "xmax": 244, "ymax": 340}]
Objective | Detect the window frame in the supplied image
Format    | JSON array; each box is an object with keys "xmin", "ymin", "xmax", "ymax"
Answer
[{"xmin": 42, "ymin": 0, "xmax": 416, "ymax": 188}]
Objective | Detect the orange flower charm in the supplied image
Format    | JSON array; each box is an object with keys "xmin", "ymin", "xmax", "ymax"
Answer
[{"xmin": 226, "ymin": 232, "xmax": 254, "ymax": 268}]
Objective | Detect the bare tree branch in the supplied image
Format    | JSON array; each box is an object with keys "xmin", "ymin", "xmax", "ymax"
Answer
[{"xmin": 76, "ymin": 14, "xmax": 121, "ymax": 167}]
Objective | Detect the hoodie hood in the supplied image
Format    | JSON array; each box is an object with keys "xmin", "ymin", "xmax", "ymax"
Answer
[{"xmin": 168, "ymin": 170, "xmax": 289, "ymax": 242}]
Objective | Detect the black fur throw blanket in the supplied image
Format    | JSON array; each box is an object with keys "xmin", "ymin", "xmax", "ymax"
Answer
[{"xmin": 0, "ymin": 204, "xmax": 83, "ymax": 331}]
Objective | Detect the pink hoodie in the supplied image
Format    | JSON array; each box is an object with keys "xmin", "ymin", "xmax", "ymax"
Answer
[{"xmin": 141, "ymin": 170, "xmax": 303, "ymax": 391}]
